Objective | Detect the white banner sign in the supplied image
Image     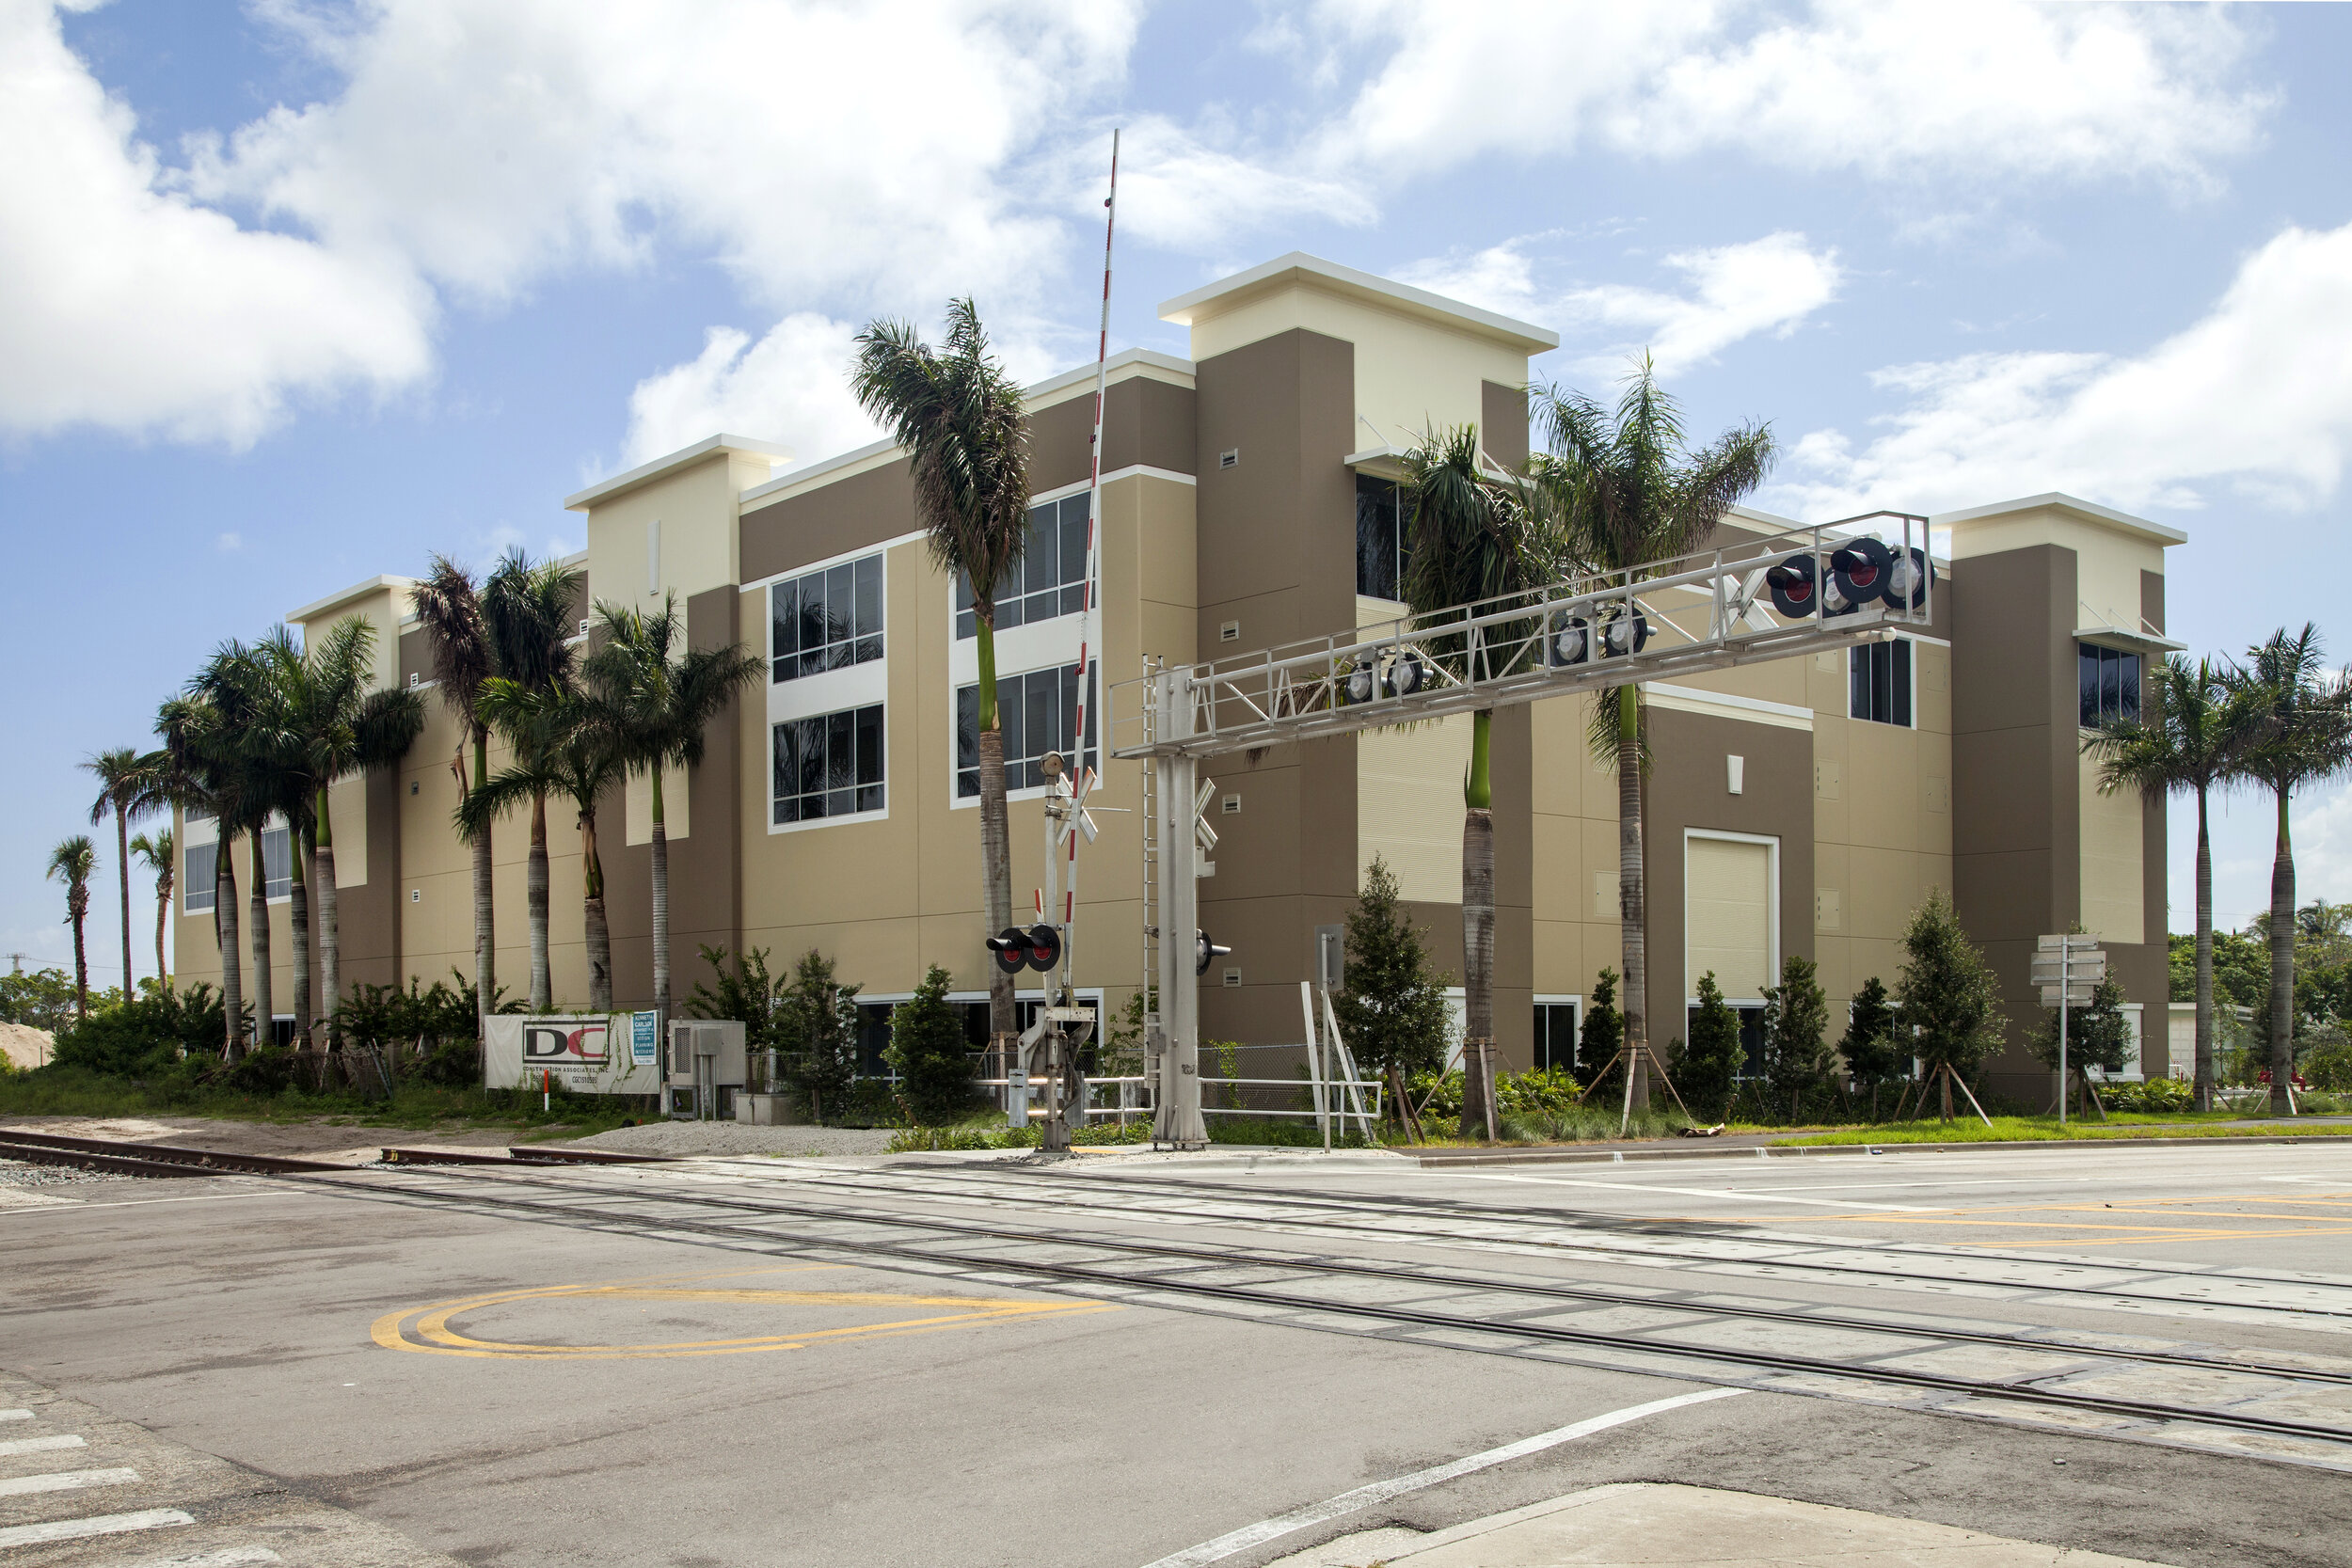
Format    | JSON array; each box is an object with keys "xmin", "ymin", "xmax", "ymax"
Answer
[{"xmin": 483, "ymin": 1015, "xmax": 664, "ymax": 1095}]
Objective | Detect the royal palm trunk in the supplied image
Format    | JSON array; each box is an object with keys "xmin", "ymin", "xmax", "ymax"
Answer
[
  {"xmin": 1616, "ymin": 690, "xmax": 1650, "ymax": 1111},
  {"xmin": 315, "ymin": 828, "xmax": 341, "ymax": 1050},
  {"xmin": 651, "ymin": 768, "xmax": 670, "ymax": 1030},
  {"xmin": 470, "ymin": 732, "xmax": 495, "ymax": 1032},
  {"xmin": 2193, "ymin": 786, "xmax": 2215, "ymax": 1113},
  {"xmin": 114, "ymin": 808, "xmax": 134, "ymax": 997},
  {"xmin": 248, "ymin": 832, "xmax": 273, "ymax": 1052},
  {"xmin": 1459, "ymin": 709, "xmax": 1497, "ymax": 1140},
  {"xmin": 2267, "ymin": 788, "xmax": 2296, "ymax": 1115},
  {"xmin": 289, "ymin": 832, "xmax": 311, "ymax": 1046},
  {"xmin": 975, "ymin": 614, "xmax": 1014, "ymax": 1043},
  {"xmin": 152, "ymin": 876, "xmax": 169, "ymax": 996},
  {"xmin": 69, "ymin": 895, "xmax": 88, "ymax": 1020},
  {"xmin": 527, "ymin": 791, "xmax": 551, "ymax": 1012},
  {"xmin": 581, "ymin": 808, "xmax": 612, "ymax": 1013},
  {"xmin": 217, "ymin": 839, "xmax": 242, "ymax": 1058}
]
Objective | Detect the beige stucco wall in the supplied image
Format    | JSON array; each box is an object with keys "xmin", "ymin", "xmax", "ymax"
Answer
[{"xmin": 2080, "ymin": 757, "xmax": 2145, "ymax": 945}]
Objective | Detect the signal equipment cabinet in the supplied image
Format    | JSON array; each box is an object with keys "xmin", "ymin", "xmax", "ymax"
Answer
[{"xmin": 667, "ymin": 1020, "xmax": 748, "ymax": 1120}]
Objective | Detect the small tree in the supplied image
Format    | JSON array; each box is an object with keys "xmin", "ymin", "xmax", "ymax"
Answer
[
  {"xmin": 1839, "ymin": 975, "xmax": 1906, "ymax": 1115},
  {"xmin": 2028, "ymin": 974, "xmax": 2133, "ymax": 1116},
  {"xmin": 687, "ymin": 943, "xmax": 782, "ymax": 1050},
  {"xmin": 1577, "ymin": 967, "xmax": 1624, "ymax": 1089},
  {"xmin": 1673, "ymin": 974, "xmax": 1745, "ymax": 1119},
  {"xmin": 1330, "ymin": 857, "xmax": 1453, "ymax": 1084},
  {"xmin": 1761, "ymin": 954, "xmax": 1835, "ymax": 1115},
  {"xmin": 1895, "ymin": 890, "xmax": 2007, "ymax": 1119},
  {"xmin": 776, "ymin": 949, "xmax": 862, "ymax": 1121},
  {"xmin": 886, "ymin": 965, "xmax": 974, "ymax": 1126}
]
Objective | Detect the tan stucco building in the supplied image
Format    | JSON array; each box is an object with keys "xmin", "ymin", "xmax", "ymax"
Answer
[{"xmin": 174, "ymin": 252, "xmax": 2182, "ymax": 1099}]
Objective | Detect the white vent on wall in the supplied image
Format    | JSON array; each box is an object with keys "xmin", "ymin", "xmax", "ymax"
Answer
[
  {"xmin": 1219, "ymin": 620, "xmax": 1240, "ymax": 642},
  {"xmin": 1218, "ymin": 449, "xmax": 1239, "ymax": 469},
  {"xmin": 1222, "ymin": 795, "xmax": 1240, "ymax": 815},
  {"xmin": 578, "ymin": 619, "xmax": 590, "ymax": 637},
  {"xmin": 1727, "ymin": 754, "xmax": 1744, "ymax": 796},
  {"xmin": 1222, "ymin": 969, "xmax": 1242, "ymax": 988},
  {"xmin": 407, "ymin": 672, "xmax": 419, "ymax": 689}
]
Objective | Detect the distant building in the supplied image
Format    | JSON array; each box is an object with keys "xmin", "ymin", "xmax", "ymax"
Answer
[{"xmin": 174, "ymin": 253, "xmax": 2182, "ymax": 1098}]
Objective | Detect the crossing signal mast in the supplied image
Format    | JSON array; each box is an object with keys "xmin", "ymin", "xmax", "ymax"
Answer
[{"xmin": 1116, "ymin": 512, "xmax": 1936, "ymax": 1148}]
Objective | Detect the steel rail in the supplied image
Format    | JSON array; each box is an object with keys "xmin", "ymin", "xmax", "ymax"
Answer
[
  {"xmin": 315, "ymin": 1166, "xmax": 2352, "ymax": 1454},
  {"xmin": 0, "ymin": 1130, "xmax": 343, "ymax": 1177},
  {"xmin": 722, "ymin": 1160, "xmax": 2352, "ymax": 1321}
]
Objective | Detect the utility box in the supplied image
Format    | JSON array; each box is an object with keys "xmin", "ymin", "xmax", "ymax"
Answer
[{"xmin": 667, "ymin": 1020, "xmax": 748, "ymax": 1121}]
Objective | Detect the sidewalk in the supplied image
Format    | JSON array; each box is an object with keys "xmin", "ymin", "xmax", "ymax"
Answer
[{"xmin": 1265, "ymin": 1483, "xmax": 2178, "ymax": 1567}]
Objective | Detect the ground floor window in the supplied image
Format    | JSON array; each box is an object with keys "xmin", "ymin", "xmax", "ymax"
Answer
[
  {"xmin": 956, "ymin": 660, "xmax": 1096, "ymax": 797},
  {"xmin": 773, "ymin": 704, "xmax": 885, "ymax": 824},
  {"xmin": 1533, "ymin": 998, "xmax": 1582, "ymax": 1074}
]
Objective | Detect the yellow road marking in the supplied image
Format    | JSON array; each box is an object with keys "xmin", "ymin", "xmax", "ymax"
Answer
[{"xmin": 373, "ymin": 1265, "xmax": 1119, "ymax": 1360}]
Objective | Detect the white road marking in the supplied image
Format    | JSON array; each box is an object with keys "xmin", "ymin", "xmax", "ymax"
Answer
[
  {"xmin": 1136, "ymin": 1386, "xmax": 1746, "ymax": 1568},
  {"xmin": 1447, "ymin": 1173, "xmax": 1935, "ymax": 1212},
  {"xmin": 0, "ymin": 1433, "xmax": 87, "ymax": 1456},
  {"xmin": 0, "ymin": 1509, "xmax": 193, "ymax": 1549},
  {"xmin": 0, "ymin": 1466, "xmax": 138, "ymax": 1497},
  {"xmin": 0, "ymin": 1192, "xmax": 294, "ymax": 1217},
  {"xmin": 98, "ymin": 1549, "xmax": 280, "ymax": 1568},
  {"xmin": 0, "ymin": 1408, "xmax": 32, "ymax": 1420}
]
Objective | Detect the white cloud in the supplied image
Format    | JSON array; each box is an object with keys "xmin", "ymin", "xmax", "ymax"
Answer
[
  {"xmin": 215, "ymin": 531, "xmax": 243, "ymax": 552},
  {"xmin": 1398, "ymin": 231, "xmax": 1841, "ymax": 378},
  {"xmin": 1057, "ymin": 115, "xmax": 1375, "ymax": 252},
  {"xmin": 623, "ymin": 315, "xmax": 877, "ymax": 467},
  {"xmin": 0, "ymin": 0, "xmax": 433, "ymax": 447},
  {"xmin": 1310, "ymin": 0, "xmax": 2268, "ymax": 187},
  {"xmin": 1773, "ymin": 222, "xmax": 2352, "ymax": 518}
]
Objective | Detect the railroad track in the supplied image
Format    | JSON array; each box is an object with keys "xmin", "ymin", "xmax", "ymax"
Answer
[
  {"xmin": 663, "ymin": 1157, "xmax": 2352, "ymax": 1329},
  {"xmin": 305, "ymin": 1160, "xmax": 2352, "ymax": 1470},
  {"xmin": 0, "ymin": 1129, "xmax": 342, "ymax": 1178}
]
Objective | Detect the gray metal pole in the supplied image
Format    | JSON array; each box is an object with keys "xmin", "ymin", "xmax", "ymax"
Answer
[{"xmin": 2058, "ymin": 940, "xmax": 2071, "ymax": 1130}]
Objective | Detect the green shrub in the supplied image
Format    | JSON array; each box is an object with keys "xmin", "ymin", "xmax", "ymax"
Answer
[
  {"xmin": 49, "ymin": 985, "xmax": 232, "ymax": 1076},
  {"xmin": 884, "ymin": 966, "xmax": 976, "ymax": 1126},
  {"xmin": 219, "ymin": 1046, "xmax": 296, "ymax": 1095},
  {"xmin": 1672, "ymin": 975, "xmax": 1745, "ymax": 1119},
  {"xmin": 415, "ymin": 1039, "xmax": 482, "ymax": 1087},
  {"xmin": 2102, "ymin": 1076, "xmax": 2194, "ymax": 1113}
]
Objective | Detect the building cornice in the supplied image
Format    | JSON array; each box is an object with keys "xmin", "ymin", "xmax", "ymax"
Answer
[
  {"xmin": 564, "ymin": 434, "xmax": 792, "ymax": 513},
  {"xmin": 1159, "ymin": 251, "xmax": 1559, "ymax": 354}
]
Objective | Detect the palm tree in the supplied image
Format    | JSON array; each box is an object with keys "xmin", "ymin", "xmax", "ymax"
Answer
[
  {"xmin": 187, "ymin": 640, "xmax": 307, "ymax": 1053},
  {"xmin": 412, "ymin": 557, "xmax": 498, "ymax": 1033},
  {"xmin": 2086, "ymin": 657, "xmax": 2252, "ymax": 1111},
  {"xmin": 2223, "ymin": 626, "xmax": 2352, "ymax": 1113},
  {"xmin": 153, "ymin": 694, "xmax": 245, "ymax": 1053},
  {"xmin": 258, "ymin": 617, "xmax": 425, "ymax": 1044},
  {"xmin": 1397, "ymin": 426, "xmax": 1561, "ymax": 1139},
  {"xmin": 482, "ymin": 551, "xmax": 583, "ymax": 1011},
  {"xmin": 469, "ymin": 684, "xmax": 628, "ymax": 1010},
  {"xmin": 84, "ymin": 748, "xmax": 153, "ymax": 1000},
  {"xmin": 586, "ymin": 594, "xmax": 762, "ymax": 1031},
  {"xmin": 46, "ymin": 836, "xmax": 97, "ymax": 1020},
  {"xmin": 1530, "ymin": 357, "xmax": 1776, "ymax": 1109},
  {"xmin": 130, "ymin": 827, "xmax": 174, "ymax": 994},
  {"xmin": 852, "ymin": 298, "xmax": 1031, "ymax": 1044}
]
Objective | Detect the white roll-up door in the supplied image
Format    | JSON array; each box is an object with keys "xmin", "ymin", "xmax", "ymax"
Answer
[{"xmin": 1686, "ymin": 834, "xmax": 1774, "ymax": 1001}]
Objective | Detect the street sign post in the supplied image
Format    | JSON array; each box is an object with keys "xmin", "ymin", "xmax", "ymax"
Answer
[{"xmin": 2032, "ymin": 935, "xmax": 2104, "ymax": 1125}]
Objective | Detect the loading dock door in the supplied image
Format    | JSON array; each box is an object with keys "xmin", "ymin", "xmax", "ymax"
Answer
[{"xmin": 1686, "ymin": 833, "xmax": 1775, "ymax": 1002}]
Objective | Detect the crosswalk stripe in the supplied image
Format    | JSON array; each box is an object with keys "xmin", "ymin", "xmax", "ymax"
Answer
[
  {"xmin": 0, "ymin": 1466, "xmax": 139, "ymax": 1497},
  {"xmin": 0, "ymin": 1408, "xmax": 32, "ymax": 1420},
  {"xmin": 0, "ymin": 1508, "xmax": 194, "ymax": 1549},
  {"xmin": 0, "ymin": 1433, "xmax": 86, "ymax": 1456},
  {"xmin": 96, "ymin": 1549, "xmax": 281, "ymax": 1568}
]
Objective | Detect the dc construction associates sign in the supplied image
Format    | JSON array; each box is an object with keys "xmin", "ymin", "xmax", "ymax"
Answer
[{"xmin": 483, "ymin": 1012, "xmax": 665, "ymax": 1095}]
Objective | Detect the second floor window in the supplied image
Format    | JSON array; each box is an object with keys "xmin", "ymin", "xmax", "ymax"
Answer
[
  {"xmin": 262, "ymin": 825, "xmax": 292, "ymax": 898},
  {"xmin": 772, "ymin": 554, "xmax": 882, "ymax": 683},
  {"xmin": 773, "ymin": 705, "xmax": 885, "ymax": 824},
  {"xmin": 2079, "ymin": 642, "xmax": 2141, "ymax": 728},
  {"xmin": 956, "ymin": 661, "xmax": 1097, "ymax": 797},
  {"xmin": 1850, "ymin": 638, "xmax": 1913, "ymax": 727},
  {"xmin": 1356, "ymin": 475, "xmax": 1406, "ymax": 601},
  {"xmin": 957, "ymin": 494, "xmax": 1089, "ymax": 638},
  {"xmin": 184, "ymin": 841, "xmax": 216, "ymax": 912}
]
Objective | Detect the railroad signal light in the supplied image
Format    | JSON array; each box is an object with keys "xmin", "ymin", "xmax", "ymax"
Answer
[
  {"xmin": 1385, "ymin": 648, "xmax": 1427, "ymax": 697},
  {"xmin": 1548, "ymin": 612, "xmax": 1590, "ymax": 667},
  {"xmin": 1195, "ymin": 929, "xmax": 1232, "ymax": 976},
  {"xmin": 1765, "ymin": 556, "xmax": 1819, "ymax": 618},
  {"xmin": 987, "ymin": 927, "xmax": 1033, "ymax": 974},
  {"xmin": 1599, "ymin": 609, "xmax": 1651, "ymax": 657},
  {"xmin": 1024, "ymin": 923, "xmax": 1062, "ymax": 973}
]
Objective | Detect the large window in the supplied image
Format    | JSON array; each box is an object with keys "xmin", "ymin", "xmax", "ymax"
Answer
[
  {"xmin": 1533, "ymin": 999, "xmax": 1582, "ymax": 1075},
  {"xmin": 1355, "ymin": 475, "xmax": 1406, "ymax": 601},
  {"xmin": 956, "ymin": 661, "xmax": 1097, "ymax": 797},
  {"xmin": 2079, "ymin": 642, "xmax": 2141, "ymax": 728},
  {"xmin": 1850, "ymin": 638, "xmax": 1913, "ymax": 727},
  {"xmin": 184, "ymin": 842, "xmax": 216, "ymax": 912},
  {"xmin": 956, "ymin": 494, "xmax": 1089, "ymax": 638},
  {"xmin": 261, "ymin": 825, "xmax": 292, "ymax": 899},
  {"xmin": 771, "ymin": 553, "xmax": 882, "ymax": 683},
  {"xmin": 1684, "ymin": 1002, "xmax": 1770, "ymax": 1079},
  {"xmin": 772, "ymin": 705, "xmax": 885, "ymax": 824}
]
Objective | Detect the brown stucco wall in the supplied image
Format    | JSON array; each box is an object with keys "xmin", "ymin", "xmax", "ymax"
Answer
[
  {"xmin": 739, "ymin": 459, "xmax": 916, "ymax": 586},
  {"xmin": 1482, "ymin": 380, "xmax": 1529, "ymax": 467},
  {"xmin": 1028, "ymin": 374, "xmax": 1198, "ymax": 491}
]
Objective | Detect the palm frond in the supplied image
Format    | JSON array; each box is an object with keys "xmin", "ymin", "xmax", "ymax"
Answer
[{"xmin": 410, "ymin": 555, "xmax": 490, "ymax": 733}]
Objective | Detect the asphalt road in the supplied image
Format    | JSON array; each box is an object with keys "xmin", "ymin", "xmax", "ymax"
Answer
[{"xmin": 4, "ymin": 1139, "xmax": 2351, "ymax": 1567}]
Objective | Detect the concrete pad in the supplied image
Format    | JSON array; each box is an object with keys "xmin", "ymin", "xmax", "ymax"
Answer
[{"xmin": 1267, "ymin": 1483, "xmax": 2183, "ymax": 1567}]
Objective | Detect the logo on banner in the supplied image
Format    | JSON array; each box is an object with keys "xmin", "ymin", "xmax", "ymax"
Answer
[{"xmin": 523, "ymin": 1021, "xmax": 609, "ymax": 1064}]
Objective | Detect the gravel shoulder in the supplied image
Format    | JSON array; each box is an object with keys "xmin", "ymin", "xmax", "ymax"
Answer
[{"xmin": 561, "ymin": 1121, "xmax": 898, "ymax": 1158}]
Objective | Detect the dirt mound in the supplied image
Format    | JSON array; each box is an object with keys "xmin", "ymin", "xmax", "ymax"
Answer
[{"xmin": 0, "ymin": 1023, "xmax": 53, "ymax": 1071}]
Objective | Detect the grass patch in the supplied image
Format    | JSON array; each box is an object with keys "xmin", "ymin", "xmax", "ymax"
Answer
[
  {"xmin": 0, "ymin": 1066, "xmax": 647, "ymax": 1137},
  {"xmin": 1783, "ymin": 1113, "xmax": 2352, "ymax": 1147}
]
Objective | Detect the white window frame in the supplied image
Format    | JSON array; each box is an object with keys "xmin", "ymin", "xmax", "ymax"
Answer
[
  {"xmin": 2086, "ymin": 1002, "xmax": 2146, "ymax": 1084},
  {"xmin": 767, "ymin": 546, "xmax": 887, "ymax": 689},
  {"xmin": 1683, "ymin": 828, "xmax": 1781, "ymax": 1010},
  {"xmin": 1847, "ymin": 634, "xmax": 1917, "ymax": 730},
  {"xmin": 183, "ymin": 838, "xmax": 219, "ymax": 914},
  {"xmin": 1533, "ymin": 993, "xmax": 1585, "ymax": 1074},
  {"xmin": 768, "ymin": 702, "xmax": 890, "ymax": 835},
  {"xmin": 952, "ymin": 483, "xmax": 1094, "ymax": 645},
  {"xmin": 947, "ymin": 655, "xmax": 1100, "ymax": 810}
]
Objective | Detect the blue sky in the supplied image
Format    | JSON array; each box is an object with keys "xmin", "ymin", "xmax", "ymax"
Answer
[{"xmin": 6, "ymin": 0, "xmax": 2350, "ymax": 984}]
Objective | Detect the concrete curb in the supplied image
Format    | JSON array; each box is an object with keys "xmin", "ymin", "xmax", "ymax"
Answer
[{"xmin": 1413, "ymin": 1131, "xmax": 2352, "ymax": 1167}]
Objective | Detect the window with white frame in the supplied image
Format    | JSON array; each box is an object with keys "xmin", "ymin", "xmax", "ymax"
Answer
[
  {"xmin": 772, "ymin": 704, "xmax": 885, "ymax": 824},
  {"xmin": 2078, "ymin": 642, "xmax": 2141, "ymax": 729},
  {"xmin": 1533, "ymin": 997, "xmax": 1582, "ymax": 1074},
  {"xmin": 261, "ymin": 825, "xmax": 292, "ymax": 899},
  {"xmin": 955, "ymin": 493, "xmax": 1089, "ymax": 638},
  {"xmin": 1850, "ymin": 637, "xmax": 1913, "ymax": 727},
  {"xmin": 771, "ymin": 553, "xmax": 882, "ymax": 683},
  {"xmin": 956, "ymin": 661, "xmax": 1096, "ymax": 797},
  {"xmin": 184, "ymin": 841, "xmax": 217, "ymax": 912},
  {"xmin": 1355, "ymin": 475, "xmax": 1407, "ymax": 601}
]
